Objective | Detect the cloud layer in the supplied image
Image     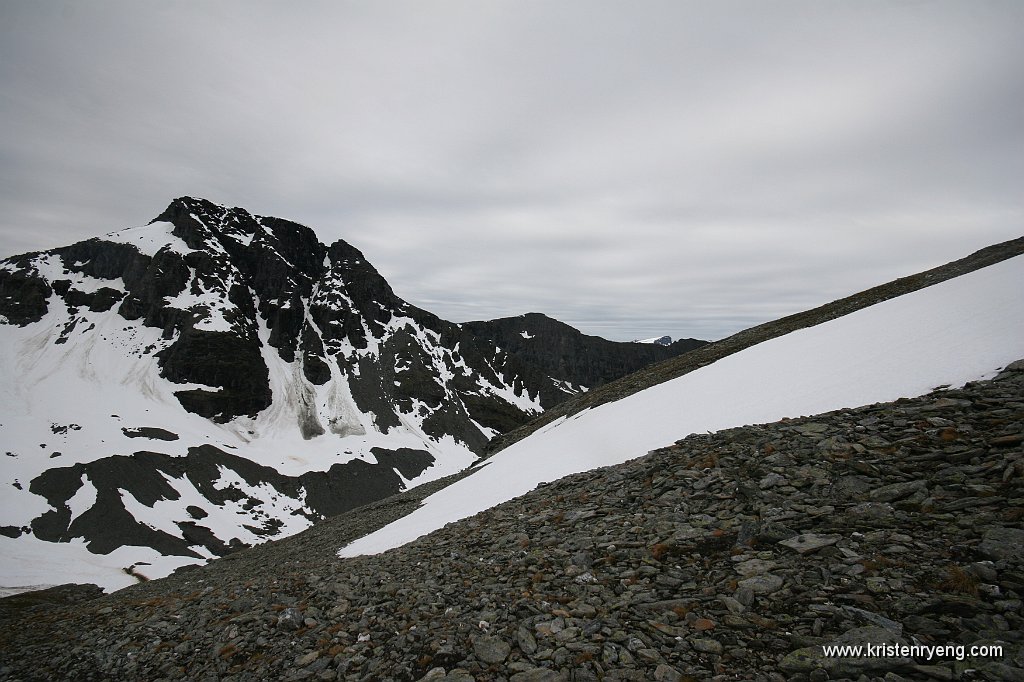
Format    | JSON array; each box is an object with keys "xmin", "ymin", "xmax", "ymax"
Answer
[{"xmin": 2, "ymin": 1, "xmax": 1022, "ymax": 340}]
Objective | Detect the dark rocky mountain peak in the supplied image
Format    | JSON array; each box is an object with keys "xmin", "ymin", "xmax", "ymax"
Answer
[
  {"xmin": 0, "ymin": 197, "xmax": 707, "ymax": 584},
  {"xmin": 463, "ymin": 312, "xmax": 706, "ymax": 398}
]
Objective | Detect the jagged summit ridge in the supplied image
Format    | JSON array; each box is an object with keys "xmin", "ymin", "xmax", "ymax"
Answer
[{"xmin": 0, "ymin": 197, "xmax": 703, "ymax": 590}]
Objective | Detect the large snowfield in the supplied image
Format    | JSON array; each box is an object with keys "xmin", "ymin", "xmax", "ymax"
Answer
[{"xmin": 339, "ymin": 254, "xmax": 1024, "ymax": 557}]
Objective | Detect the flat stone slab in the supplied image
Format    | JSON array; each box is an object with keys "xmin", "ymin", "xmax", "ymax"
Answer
[
  {"xmin": 778, "ymin": 533, "xmax": 842, "ymax": 554},
  {"xmin": 737, "ymin": 573, "xmax": 784, "ymax": 594},
  {"xmin": 793, "ymin": 422, "xmax": 830, "ymax": 436},
  {"xmin": 869, "ymin": 480, "xmax": 926, "ymax": 502},
  {"xmin": 733, "ymin": 558, "xmax": 777, "ymax": 577},
  {"xmin": 978, "ymin": 527, "xmax": 1024, "ymax": 563},
  {"xmin": 841, "ymin": 606, "xmax": 904, "ymax": 635}
]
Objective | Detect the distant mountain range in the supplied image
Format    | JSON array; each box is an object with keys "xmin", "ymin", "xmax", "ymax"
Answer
[
  {"xmin": 633, "ymin": 335, "xmax": 673, "ymax": 346},
  {"xmin": 0, "ymin": 197, "xmax": 705, "ymax": 589}
]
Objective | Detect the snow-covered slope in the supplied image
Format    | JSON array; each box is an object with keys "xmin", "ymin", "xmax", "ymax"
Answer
[
  {"xmin": 633, "ymin": 335, "xmax": 672, "ymax": 345},
  {"xmin": 0, "ymin": 197, "xmax": 692, "ymax": 593},
  {"xmin": 340, "ymin": 253, "xmax": 1024, "ymax": 557}
]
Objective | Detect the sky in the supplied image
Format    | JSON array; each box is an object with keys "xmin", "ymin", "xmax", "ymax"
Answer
[{"xmin": 1, "ymin": 1, "xmax": 1021, "ymax": 342}]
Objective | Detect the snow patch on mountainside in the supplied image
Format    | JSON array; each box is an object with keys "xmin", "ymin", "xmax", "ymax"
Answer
[
  {"xmin": 0, "ymin": 535, "xmax": 200, "ymax": 593},
  {"xmin": 633, "ymin": 335, "xmax": 672, "ymax": 345},
  {"xmin": 340, "ymin": 254, "xmax": 1024, "ymax": 557},
  {"xmin": 105, "ymin": 221, "xmax": 185, "ymax": 257}
]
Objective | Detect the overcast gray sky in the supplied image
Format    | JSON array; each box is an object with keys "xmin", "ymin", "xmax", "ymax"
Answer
[{"xmin": 1, "ymin": 1, "xmax": 1021, "ymax": 341}]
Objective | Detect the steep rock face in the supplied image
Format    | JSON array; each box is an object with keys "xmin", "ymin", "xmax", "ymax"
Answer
[
  {"xmin": 0, "ymin": 254, "xmax": 52, "ymax": 325},
  {"xmin": 0, "ymin": 197, "xmax": 703, "ymax": 587},
  {"xmin": 141, "ymin": 198, "xmax": 562, "ymax": 437}
]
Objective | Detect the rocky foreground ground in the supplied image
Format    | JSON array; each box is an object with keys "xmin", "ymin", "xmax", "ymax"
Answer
[{"xmin": 2, "ymin": 361, "xmax": 1023, "ymax": 681}]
